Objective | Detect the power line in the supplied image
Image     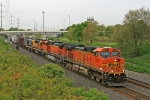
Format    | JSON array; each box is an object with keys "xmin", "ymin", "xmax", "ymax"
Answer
[
  {"xmin": 9, "ymin": 14, "xmax": 14, "ymax": 27},
  {"xmin": 0, "ymin": 2, "xmax": 10, "ymax": 30},
  {"xmin": 42, "ymin": 11, "xmax": 45, "ymax": 31},
  {"xmin": 16, "ymin": 18, "xmax": 20, "ymax": 29},
  {"xmin": 64, "ymin": 19, "xmax": 65, "ymax": 30},
  {"xmin": 0, "ymin": 3, "xmax": 5, "ymax": 31}
]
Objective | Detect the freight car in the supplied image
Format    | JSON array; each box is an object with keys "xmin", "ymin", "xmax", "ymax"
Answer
[
  {"xmin": 12, "ymin": 35, "xmax": 127, "ymax": 86},
  {"xmin": 11, "ymin": 34, "xmax": 18, "ymax": 44}
]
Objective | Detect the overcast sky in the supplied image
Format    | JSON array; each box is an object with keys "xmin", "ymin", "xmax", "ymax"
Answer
[{"xmin": 1, "ymin": 0, "xmax": 150, "ymax": 30}]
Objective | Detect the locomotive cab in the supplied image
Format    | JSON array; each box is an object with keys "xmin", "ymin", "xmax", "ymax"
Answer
[{"xmin": 93, "ymin": 47, "xmax": 127, "ymax": 86}]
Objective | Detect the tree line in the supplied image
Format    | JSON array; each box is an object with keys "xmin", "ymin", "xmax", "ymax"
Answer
[
  {"xmin": 64, "ymin": 7, "xmax": 150, "ymax": 56},
  {"xmin": 64, "ymin": 21, "xmax": 113, "ymax": 44},
  {"xmin": 0, "ymin": 27, "xmax": 26, "ymax": 31}
]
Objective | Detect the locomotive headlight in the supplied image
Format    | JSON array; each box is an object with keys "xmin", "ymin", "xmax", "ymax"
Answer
[
  {"xmin": 114, "ymin": 58, "xmax": 116, "ymax": 62},
  {"xmin": 111, "ymin": 70, "xmax": 113, "ymax": 73},
  {"xmin": 100, "ymin": 68, "xmax": 102, "ymax": 70}
]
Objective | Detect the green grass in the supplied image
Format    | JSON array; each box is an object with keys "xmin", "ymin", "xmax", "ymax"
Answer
[
  {"xmin": 125, "ymin": 54, "xmax": 150, "ymax": 74},
  {"xmin": 0, "ymin": 36, "xmax": 5, "ymax": 43},
  {"xmin": 59, "ymin": 37, "xmax": 117, "ymax": 47}
]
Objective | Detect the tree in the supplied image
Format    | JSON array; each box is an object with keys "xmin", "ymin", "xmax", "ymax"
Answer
[
  {"xmin": 113, "ymin": 7, "xmax": 150, "ymax": 56},
  {"xmin": 0, "ymin": 28, "xmax": 4, "ymax": 31},
  {"xmin": 8, "ymin": 27, "xmax": 19, "ymax": 31},
  {"xmin": 68, "ymin": 28, "xmax": 74, "ymax": 42},
  {"xmin": 123, "ymin": 7, "xmax": 150, "ymax": 56},
  {"xmin": 73, "ymin": 22, "xmax": 88, "ymax": 43},
  {"xmin": 105, "ymin": 25, "xmax": 114, "ymax": 39},
  {"xmin": 97, "ymin": 24, "xmax": 106, "ymax": 36},
  {"xmin": 60, "ymin": 29, "xmax": 64, "ymax": 31},
  {"xmin": 65, "ymin": 22, "xmax": 88, "ymax": 43},
  {"xmin": 19, "ymin": 29, "xmax": 25, "ymax": 31},
  {"xmin": 112, "ymin": 24, "xmax": 127, "ymax": 45},
  {"xmin": 83, "ymin": 27, "xmax": 90, "ymax": 45},
  {"xmin": 74, "ymin": 24, "xmax": 83, "ymax": 43},
  {"xmin": 85, "ymin": 21, "xmax": 98, "ymax": 44},
  {"xmin": 35, "ymin": 33, "xmax": 42, "ymax": 39}
]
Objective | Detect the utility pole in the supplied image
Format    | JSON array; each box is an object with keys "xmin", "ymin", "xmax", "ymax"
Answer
[
  {"xmin": 0, "ymin": 3, "xmax": 4, "ymax": 31},
  {"xmin": 16, "ymin": 18, "xmax": 20, "ymax": 30},
  {"xmin": 57, "ymin": 26, "xmax": 59, "ymax": 31},
  {"xmin": 0, "ymin": 2, "xmax": 9, "ymax": 31},
  {"xmin": 42, "ymin": 11, "xmax": 46, "ymax": 39},
  {"xmin": 64, "ymin": 19, "xmax": 65, "ymax": 30},
  {"xmin": 35, "ymin": 22, "xmax": 38, "ymax": 31},
  {"xmin": 10, "ymin": 14, "xmax": 14, "ymax": 28},
  {"xmin": 33, "ymin": 19, "xmax": 35, "ymax": 31},
  {"xmin": 42, "ymin": 11, "xmax": 45, "ymax": 31},
  {"xmin": 33, "ymin": 19, "xmax": 38, "ymax": 31},
  {"xmin": 68, "ymin": 15, "xmax": 70, "ymax": 27}
]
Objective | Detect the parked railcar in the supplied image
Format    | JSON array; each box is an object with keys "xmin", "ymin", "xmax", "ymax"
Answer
[
  {"xmin": 11, "ymin": 35, "xmax": 18, "ymax": 44},
  {"xmin": 18, "ymin": 35, "xmax": 24, "ymax": 46}
]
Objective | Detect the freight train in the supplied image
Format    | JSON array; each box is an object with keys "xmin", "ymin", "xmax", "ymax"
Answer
[{"xmin": 11, "ymin": 34, "xmax": 127, "ymax": 86}]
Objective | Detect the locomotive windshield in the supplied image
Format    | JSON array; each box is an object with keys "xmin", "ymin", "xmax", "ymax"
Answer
[
  {"xmin": 100, "ymin": 51, "xmax": 120, "ymax": 58},
  {"xmin": 100, "ymin": 52, "xmax": 110, "ymax": 58},
  {"xmin": 112, "ymin": 52, "xmax": 120, "ymax": 56}
]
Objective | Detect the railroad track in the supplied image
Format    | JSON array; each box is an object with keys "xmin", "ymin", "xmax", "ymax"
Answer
[
  {"xmin": 127, "ymin": 77, "xmax": 150, "ymax": 90},
  {"xmin": 110, "ymin": 77, "xmax": 150, "ymax": 100},
  {"xmin": 111, "ymin": 87, "xmax": 150, "ymax": 100},
  {"xmin": 65, "ymin": 66, "xmax": 150, "ymax": 100}
]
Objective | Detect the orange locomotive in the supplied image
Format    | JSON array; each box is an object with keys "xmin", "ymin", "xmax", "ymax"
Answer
[
  {"xmin": 16, "ymin": 36, "xmax": 127, "ymax": 86},
  {"xmin": 38, "ymin": 40, "xmax": 127, "ymax": 86}
]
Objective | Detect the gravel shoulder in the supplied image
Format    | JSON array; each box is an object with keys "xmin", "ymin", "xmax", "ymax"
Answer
[{"xmin": 126, "ymin": 69, "xmax": 150, "ymax": 84}]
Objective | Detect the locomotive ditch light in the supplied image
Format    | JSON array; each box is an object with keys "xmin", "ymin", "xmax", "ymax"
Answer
[
  {"xmin": 114, "ymin": 58, "xmax": 116, "ymax": 62},
  {"xmin": 100, "ymin": 68, "xmax": 103, "ymax": 71}
]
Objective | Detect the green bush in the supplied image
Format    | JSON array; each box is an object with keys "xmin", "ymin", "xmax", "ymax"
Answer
[
  {"xmin": 72, "ymin": 88, "xmax": 108, "ymax": 100},
  {"xmin": 40, "ymin": 63, "xmax": 64, "ymax": 79}
]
